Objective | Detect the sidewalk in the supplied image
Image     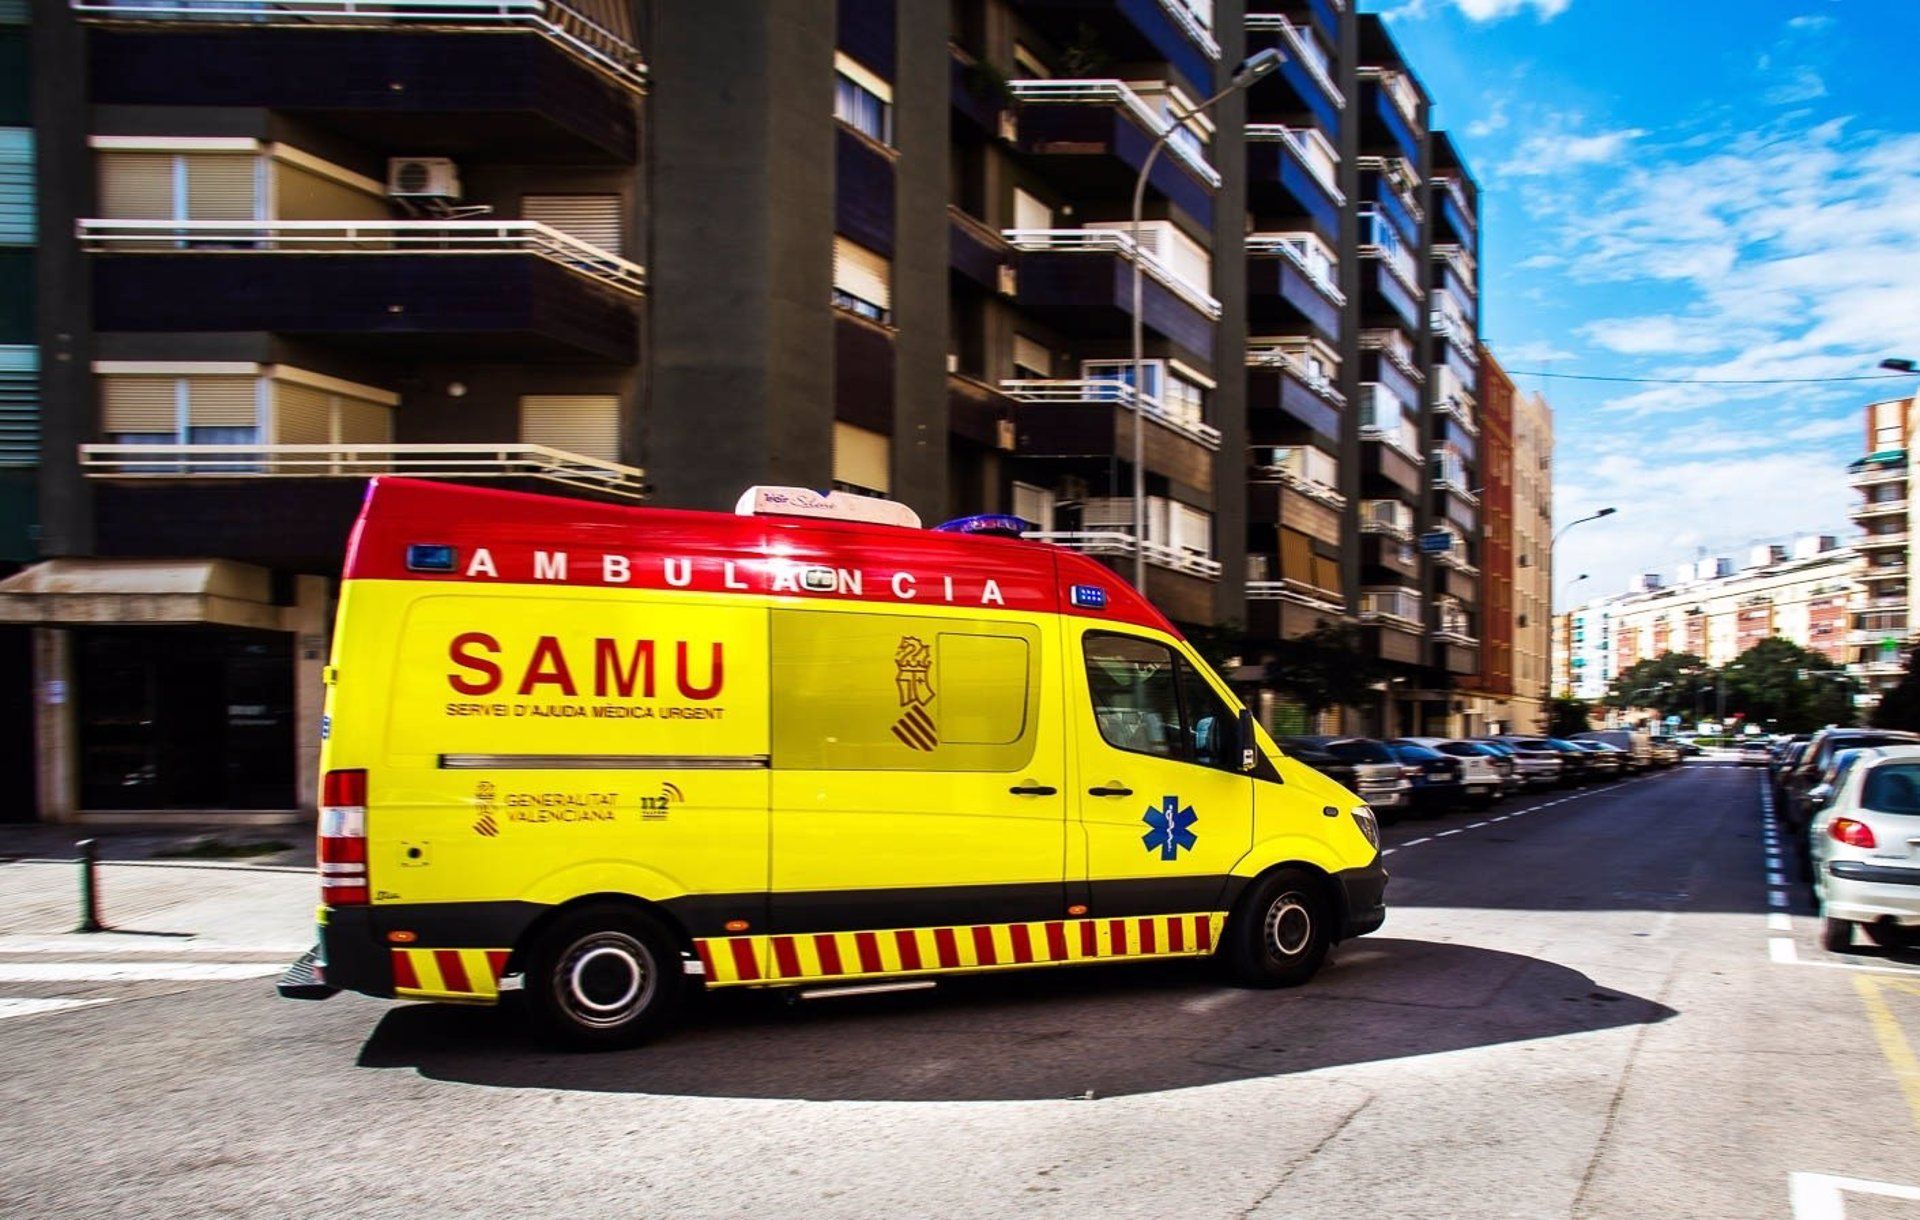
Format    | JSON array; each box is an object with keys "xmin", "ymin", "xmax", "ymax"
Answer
[{"xmin": 0, "ymin": 820, "xmax": 314, "ymax": 869}]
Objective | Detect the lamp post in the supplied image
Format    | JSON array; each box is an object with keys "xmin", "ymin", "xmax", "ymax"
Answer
[
  {"xmin": 1880, "ymin": 358, "xmax": 1918, "ymax": 374},
  {"xmin": 1129, "ymin": 47, "xmax": 1284, "ymax": 591},
  {"xmin": 1552, "ymin": 505, "xmax": 1617, "ymax": 551}
]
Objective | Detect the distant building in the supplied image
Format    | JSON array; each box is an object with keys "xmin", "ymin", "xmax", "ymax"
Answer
[{"xmin": 1848, "ymin": 394, "xmax": 1917, "ymax": 702}]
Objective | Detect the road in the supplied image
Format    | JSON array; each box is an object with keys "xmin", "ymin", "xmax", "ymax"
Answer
[{"xmin": 5, "ymin": 762, "xmax": 1920, "ymax": 1218}]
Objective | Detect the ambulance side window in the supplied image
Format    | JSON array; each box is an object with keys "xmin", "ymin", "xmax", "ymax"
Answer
[{"xmin": 1082, "ymin": 633, "xmax": 1237, "ymax": 772}]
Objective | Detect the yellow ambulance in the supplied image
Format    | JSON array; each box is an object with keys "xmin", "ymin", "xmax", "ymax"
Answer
[{"xmin": 279, "ymin": 479, "xmax": 1385, "ymax": 1047}]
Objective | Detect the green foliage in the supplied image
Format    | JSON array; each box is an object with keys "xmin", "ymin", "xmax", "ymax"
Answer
[
  {"xmin": 1721, "ymin": 637, "xmax": 1857, "ymax": 732},
  {"xmin": 1260, "ymin": 621, "xmax": 1386, "ymax": 716},
  {"xmin": 1603, "ymin": 651, "xmax": 1714, "ymax": 716},
  {"xmin": 1547, "ymin": 697, "xmax": 1592, "ymax": 738}
]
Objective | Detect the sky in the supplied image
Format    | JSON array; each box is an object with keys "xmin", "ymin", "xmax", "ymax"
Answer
[{"xmin": 1367, "ymin": 0, "xmax": 1920, "ymax": 606}]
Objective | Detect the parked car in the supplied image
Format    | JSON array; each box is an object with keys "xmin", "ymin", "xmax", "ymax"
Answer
[
  {"xmin": 1770, "ymin": 734, "xmax": 1813, "ymax": 783},
  {"xmin": 1774, "ymin": 741, "xmax": 1811, "ymax": 803},
  {"xmin": 1279, "ymin": 736, "xmax": 1412, "ymax": 816},
  {"xmin": 1395, "ymin": 738, "xmax": 1504, "ymax": 806},
  {"xmin": 1486, "ymin": 736, "xmax": 1564, "ymax": 788},
  {"xmin": 1531, "ymin": 737, "xmax": 1599, "ymax": 785},
  {"xmin": 1667, "ymin": 737, "xmax": 1703, "ymax": 758},
  {"xmin": 1572, "ymin": 729, "xmax": 1652, "ymax": 771},
  {"xmin": 1738, "ymin": 738, "xmax": 1773, "ymax": 767},
  {"xmin": 1783, "ymin": 729, "xmax": 1920, "ymax": 855},
  {"xmin": 1809, "ymin": 745, "xmax": 1920, "ymax": 952},
  {"xmin": 1648, "ymin": 739, "xmax": 1679, "ymax": 767},
  {"xmin": 1474, "ymin": 740, "xmax": 1528, "ymax": 795},
  {"xmin": 1384, "ymin": 741, "xmax": 1466, "ymax": 812},
  {"xmin": 1568, "ymin": 739, "xmax": 1626, "ymax": 777}
]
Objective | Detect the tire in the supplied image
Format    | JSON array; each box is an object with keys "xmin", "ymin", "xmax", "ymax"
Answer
[
  {"xmin": 1821, "ymin": 915, "xmax": 1854, "ymax": 953},
  {"xmin": 523, "ymin": 903, "xmax": 685, "ymax": 1050},
  {"xmin": 1224, "ymin": 868, "xmax": 1333, "ymax": 988},
  {"xmin": 1865, "ymin": 923, "xmax": 1920, "ymax": 950}
]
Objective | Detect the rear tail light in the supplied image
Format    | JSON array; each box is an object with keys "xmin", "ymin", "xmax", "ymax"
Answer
[
  {"xmin": 1831, "ymin": 818, "xmax": 1877, "ymax": 849},
  {"xmin": 318, "ymin": 768, "xmax": 369, "ymax": 906}
]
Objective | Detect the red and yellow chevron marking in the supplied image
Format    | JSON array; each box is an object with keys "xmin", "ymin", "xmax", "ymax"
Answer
[
  {"xmin": 391, "ymin": 947, "xmax": 510, "ymax": 1003},
  {"xmin": 693, "ymin": 912, "xmax": 1223, "ymax": 987}
]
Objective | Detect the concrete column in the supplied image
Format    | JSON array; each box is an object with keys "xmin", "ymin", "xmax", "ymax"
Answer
[
  {"xmin": 286, "ymin": 576, "xmax": 330, "ymax": 816},
  {"xmin": 889, "ymin": 0, "xmax": 951, "ymax": 525},
  {"xmin": 32, "ymin": 628, "xmax": 77, "ymax": 824}
]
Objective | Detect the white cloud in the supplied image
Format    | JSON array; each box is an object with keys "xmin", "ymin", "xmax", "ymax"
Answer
[
  {"xmin": 1786, "ymin": 14, "xmax": 1835, "ymax": 31},
  {"xmin": 1498, "ymin": 123, "xmax": 1647, "ymax": 178},
  {"xmin": 1579, "ymin": 316, "xmax": 1737, "ymax": 356},
  {"xmin": 1454, "ymin": 0, "xmax": 1571, "ymax": 20},
  {"xmin": 1766, "ymin": 68, "xmax": 1827, "ymax": 105},
  {"xmin": 1499, "ymin": 340, "xmax": 1577, "ymax": 365}
]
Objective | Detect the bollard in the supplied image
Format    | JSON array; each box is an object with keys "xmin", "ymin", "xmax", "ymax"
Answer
[{"xmin": 75, "ymin": 838, "xmax": 105, "ymax": 933}]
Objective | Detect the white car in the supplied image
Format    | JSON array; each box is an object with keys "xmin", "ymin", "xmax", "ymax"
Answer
[
  {"xmin": 1810, "ymin": 744, "xmax": 1920, "ymax": 952},
  {"xmin": 1395, "ymin": 738, "xmax": 1502, "ymax": 806}
]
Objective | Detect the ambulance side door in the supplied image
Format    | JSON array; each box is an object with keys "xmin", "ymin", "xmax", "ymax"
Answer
[{"xmin": 1067, "ymin": 627, "xmax": 1254, "ymax": 917}]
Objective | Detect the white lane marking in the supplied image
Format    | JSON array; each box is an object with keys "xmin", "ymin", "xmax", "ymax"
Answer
[
  {"xmin": 0, "ymin": 997, "xmax": 112, "ymax": 1023},
  {"xmin": 1791, "ymin": 1172, "xmax": 1920, "ymax": 1219},
  {"xmin": 1380, "ymin": 848, "xmax": 1396, "ymax": 856},
  {"xmin": 1436, "ymin": 829, "xmax": 1462, "ymax": 838},
  {"xmin": 1467, "ymin": 821, "xmax": 1489, "ymax": 829},
  {"xmin": 1770, "ymin": 890, "xmax": 1789, "ymax": 908},
  {"xmin": 1769, "ymin": 913, "xmax": 1793, "ymax": 932},
  {"xmin": 1769, "ymin": 872, "xmax": 1786, "ymax": 885},
  {"xmin": 1770, "ymin": 938, "xmax": 1798, "ymax": 964},
  {"xmin": 0, "ymin": 962, "xmax": 283, "ymax": 982},
  {"xmin": 0, "ymin": 939, "xmax": 308, "ymax": 956},
  {"xmin": 1401, "ymin": 837, "xmax": 1431, "ymax": 847},
  {"xmin": 1781, "ymin": 955, "xmax": 1920, "ymax": 978}
]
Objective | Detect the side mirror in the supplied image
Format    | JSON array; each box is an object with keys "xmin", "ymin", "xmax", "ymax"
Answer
[
  {"xmin": 1238, "ymin": 708, "xmax": 1259, "ymax": 773},
  {"xmin": 1809, "ymin": 783, "xmax": 1835, "ymax": 808}
]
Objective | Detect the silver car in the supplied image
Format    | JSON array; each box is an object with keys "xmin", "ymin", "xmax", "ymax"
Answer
[{"xmin": 1810, "ymin": 745, "xmax": 1920, "ymax": 952}]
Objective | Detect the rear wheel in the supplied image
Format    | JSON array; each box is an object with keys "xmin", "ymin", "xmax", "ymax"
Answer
[
  {"xmin": 1866, "ymin": 922, "xmax": 1920, "ymax": 950},
  {"xmin": 1821, "ymin": 915, "xmax": 1854, "ymax": 953},
  {"xmin": 1224, "ymin": 868, "xmax": 1332, "ymax": 988},
  {"xmin": 524, "ymin": 904, "xmax": 684, "ymax": 1050}
]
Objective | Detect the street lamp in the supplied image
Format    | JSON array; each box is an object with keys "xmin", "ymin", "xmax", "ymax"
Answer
[
  {"xmin": 1552, "ymin": 506, "xmax": 1617, "ymax": 550},
  {"xmin": 1130, "ymin": 46, "xmax": 1284, "ymax": 590},
  {"xmin": 1880, "ymin": 358, "xmax": 1918, "ymax": 374}
]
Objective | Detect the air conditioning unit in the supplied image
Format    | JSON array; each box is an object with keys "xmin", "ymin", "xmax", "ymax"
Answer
[{"xmin": 387, "ymin": 157, "xmax": 462, "ymax": 200}]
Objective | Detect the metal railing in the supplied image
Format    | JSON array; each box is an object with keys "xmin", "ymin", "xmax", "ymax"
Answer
[
  {"xmin": 1359, "ymin": 328, "xmax": 1424, "ymax": 384},
  {"xmin": 1244, "ymin": 124, "xmax": 1346, "ymax": 204},
  {"xmin": 1432, "ymin": 240, "xmax": 1477, "ymax": 286},
  {"xmin": 1358, "ymin": 587, "xmax": 1423, "ymax": 628},
  {"xmin": 1249, "ymin": 445, "xmax": 1346, "ymax": 509},
  {"xmin": 1359, "ymin": 66, "xmax": 1421, "ymax": 128},
  {"xmin": 1023, "ymin": 530, "xmax": 1223, "ymax": 579},
  {"xmin": 1360, "ymin": 498, "xmax": 1413, "ymax": 541},
  {"xmin": 1245, "ymin": 233, "xmax": 1346, "ymax": 305},
  {"xmin": 1435, "ymin": 175, "xmax": 1476, "ymax": 231},
  {"xmin": 76, "ymin": 218, "xmax": 647, "ymax": 296},
  {"xmin": 68, "ymin": 0, "xmax": 646, "ymax": 87},
  {"xmin": 1357, "ymin": 383, "xmax": 1420, "ymax": 461},
  {"xmin": 1853, "ymin": 498, "xmax": 1909, "ymax": 518},
  {"xmin": 1245, "ymin": 579, "xmax": 1346, "ymax": 614},
  {"xmin": 1857, "ymin": 531, "xmax": 1911, "ymax": 549},
  {"xmin": 1245, "ymin": 346, "xmax": 1345, "ymax": 405},
  {"xmin": 78, "ymin": 442, "xmax": 648, "ymax": 497},
  {"xmin": 1156, "ymin": 0, "xmax": 1220, "ymax": 58},
  {"xmin": 998, "ymin": 378, "xmax": 1222, "ymax": 449},
  {"xmin": 1430, "ymin": 305, "xmax": 1474, "ymax": 355},
  {"xmin": 1863, "ymin": 562, "xmax": 1910, "ymax": 579},
  {"xmin": 1001, "ymin": 228, "xmax": 1221, "ymax": 319},
  {"xmin": 1006, "ymin": 80, "xmax": 1222, "ymax": 188},
  {"xmin": 1430, "ymin": 449, "xmax": 1479, "ymax": 504},
  {"xmin": 1357, "ymin": 208, "xmax": 1420, "ymax": 295},
  {"xmin": 1432, "ymin": 391, "xmax": 1479, "ymax": 436},
  {"xmin": 1245, "ymin": 14, "xmax": 1346, "ymax": 108}
]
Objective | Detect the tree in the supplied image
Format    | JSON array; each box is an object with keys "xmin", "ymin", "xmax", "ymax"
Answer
[
  {"xmin": 1722, "ymin": 637, "xmax": 1857, "ymax": 732},
  {"xmin": 1603, "ymin": 651, "xmax": 1714, "ymax": 719},
  {"xmin": 1871, "ymin": 646, "xmax": 1920, "ymax": 731},
  {"xmin": 1547, "ymin": 697, "xmax": 1592, "ymax": 738},
  {"xmin": 1261, "ymin": 621, "xmax": 1386, "ymax": 718}
]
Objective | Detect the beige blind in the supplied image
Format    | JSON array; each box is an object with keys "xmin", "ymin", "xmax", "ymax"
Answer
[
  {"xmin": 1012, "ymin": 334, "xmax": 1051, "ymax": 378},
  {"xmin": 101, "ymin": 377, "xmax": 178, "ymax": 433},
  {"xmin": 185, "ymin": 155, "xmax": 257, "ymax": 220},
  {"xmin": 337, "ymin": 396, "xmax": 393, "ymax": 444},
  {"xmin": 833, "ymin": 422, "xmax": 890, "ymax": 494},
  {"xmin": 272, "ymin": 382, "xmax": 333, "ymax": 444},
  {"xmin": 273, "ymin": 162, "xmax": 387, "ymax": 223},
  {"xmin": 523, "ymin": 195, "xmax": 622, "ymax": 254},
  {"xmin": 832, "ymin": 237, "xmax": 891, "ymax": 311},
  {"xmin": 520, "ymin": 395, "xmax": 619, "ymax": 462},
  {"xmin": 98, "ymin": 153, "xmax": 175, "ymax": 220},
  {"xmin": 1012, "ymin": 188, "xmax": 1052, "ymax": 231},
  {"xmin": 186, "ymin": 376, "xmax": 257, "ymax": 427}
]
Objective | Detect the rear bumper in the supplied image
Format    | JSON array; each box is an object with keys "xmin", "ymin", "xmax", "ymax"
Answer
[
  {"xmin": 1335, "ymin": 859, "xmax": 1388, "ymax": 939},
  {"xmin": 298, "ymin": 901, "xmax": 544, "ymax": 1003},
  {"xmin": 1825, "ymin": 860, "xmax": 1920, "ymax": 921}
]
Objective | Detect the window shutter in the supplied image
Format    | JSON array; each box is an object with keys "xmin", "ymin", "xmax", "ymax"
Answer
[
  {"xmin": 832, "ymin": 237, "xmax": 891, "ymax": 311},
  {"xmin": 101, "ymin": 376, "xmax": 178, "ymax": 433},
  {"xmin": 1311, "ymin": 554, "xmax": 1342, "ymax": 596},
  {"xmin": 1012, "ymin": 188, "xmax": 1052, "ymax": 232},
  {"xmin": 0, "ymin": 346, "xmax": 36, "ymax": 466},
  {"xmin": 1011, "ymin": 481, "xmax": 1054, "ymax": 532},
  {"xmin": 1279, "ymin": 528, "xmax": 1313, "ymax": 581},
  {"xmin": 272, "ymin": 382, "xmax": 333, "ymax": 444},
  {"xmin": 832, "ymin": 422, "xmax": 891, "ymax": 494},
  {"xmin": 0, "ymin": 129, "xmax": 31, "ymax": 245},
  {"xmin": 185, "ymin": 154, "xmax": 258, "ymax": 221},
  {"xmin": 336, "ymin": 396, "xmax": 393, "ymax": 444},
  {"xmin": 522, "ymin": 194, "xmax": 623, "ymax": 254},
  {"xmin": 98, "ymin": 153, "xmax": 176, "ymax": 220},
  {"xmin": 186, "ymin": 376, "xmax": 258, "ymax": 427},
  {"xmin": 1012, "ymin": 334, "xmax": 1052, "ymax": 378},
  {"xmin": 520, "ymin": 394, "xmax": 620, "ymax": 462}
]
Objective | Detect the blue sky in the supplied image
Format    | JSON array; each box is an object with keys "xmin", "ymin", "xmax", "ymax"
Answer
[{"xmin": 1369, "ymin": 0, "xmax": 1920, "ymax": 602}]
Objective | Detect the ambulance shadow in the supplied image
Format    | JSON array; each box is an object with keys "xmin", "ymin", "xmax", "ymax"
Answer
[{"xmin": 356, "ymin": 937, "xmax": 1675, "ymax": 1102}]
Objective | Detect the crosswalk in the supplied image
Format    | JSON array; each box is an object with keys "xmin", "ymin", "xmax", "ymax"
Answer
[{"xmin": 0, "ymin": 938, "xmax": 296, "ymax": 1024}]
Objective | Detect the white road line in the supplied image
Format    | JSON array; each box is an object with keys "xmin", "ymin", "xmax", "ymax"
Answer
[
  {"xmin": 1769, "ymin": 891, "xmax": 1789, "ymax": 908},
  {"xmin": 1769, "ymin": 913, "xmax": 1793, "ymax": 932},
  {"xmin": 1380, "ymin": 848, "xmax": 1396, "ymax": 856},
  {"xmin": 0, "ymin": 962, "xmax": 283, "ymax": 982},
  {"xmin": 1436, "ymin": 829, "xmax": 1462, "ymax": 838},
  {"xmin": 1779, "ymin": 954, "xmax": 1920, "ymax": 978},
  {"xmin": 1769, "ymin": 872, "xmax": 1786, "ymax": 885},
  {"xmin": 1401, "ymin": 837, "xmax": 1431, "ymax": 846},
  {"xmin": 1790, "ymin": 1172, "xmax": 1920, "ymax": 1220},
  {"xmin": 0, "ymin": 997, "xmax": 111, "ymax": 1023},
  {"xmin": 1770, "ymin": 938, "xmax": 1797, "ymax": 964},
  {"xmin": 1467, "ymin": 821, "xmax": 1489, "ymax": 829}
]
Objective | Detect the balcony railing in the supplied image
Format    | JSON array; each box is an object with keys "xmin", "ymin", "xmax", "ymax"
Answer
[
  {"xmin": 1244, "ymin": 14, "xmax": 1346, "ymax": 109},
  {"xmin": 1244, "ymin": 233, "xmax": 1346, "ymax": 305},
  {"xmin": 1157, "ymin": 0, "xmax": 1221, "ymax": 58},
  {"xmin": 1249, "ymin": 445, "xmax": 1346, "ymax": 510},
  {"xmin": 69, "ymin": 0, "xmax": 647, "ymax": 88},
  {"xmin": 1358, "ymin": 155, "xmax": 1424, "ymax": 223},
  {"xmin": 1863, "ymin": 562, "xmax": 1910, "ymax": 581},
  {"xmin": 1854, "ymin": 498, "xmax": 1909, "ymax": 519},
  {"xmin": 1359, "ymin": 328, "xmax": 1423, "ymax": 384},
  {"xmin": 1851, "ymin": 660, "xmax": 1907, "ymax": 678},
  {"xmin": 999, "ymin": 378, "xmax": 1222, "ymax": 449},
  {"xmin": 1245, "ymin": 579, "xmax": 1346, "ymax": 615},
  {"xmin": 1857, "ymin": 531, "xmax": 1910, "ymax": 550},
  {"xmin": 1432, "ymin": 390, "xmax": 1479, "ymax": 436},
  {"xmin": 1246, "ymin": 346, "xmax": 1345, "ymax": 405},
  {"xmin": 1357, "ymin": 208, "xmax": 1419, "ymax": 295},
  {"xmin": 1359, "ymin": 66, "xmax": 1420, "ymax": 129},
  {"xmin": 77, "ymin": 442, "xmax": 648, "ymax": 497},
  {"xmin": 1358, "ymin": 384, "xmax": 1420, "ymax": 461},
  {"xmin": 1358, "ymin": 587, "xmax": 1423, "ymax": 628},
  {"xmin": 1431, "ymin": 448, "xmax": 1478, "ymax": 504},
  {"xmin": 1244, "ymin": 124, "xmax": 1346, "ymax": 204},
  {"xmin": 1006, "ymin": 79, "xmax": 1222, "ymax": 188},
  {"xmin": 1433, "ymin": 548, "xmax": 1479, "ymax": 577},
  {"xmin": 1001, "ymin": 228, "xmax": 1221, "ymax": 319},
  {"xmin": 1851, "ymin": 455, "xmax": 1907, "ymax": 486},
  {"xmin": 1431, "ymin": 241, "xmax": 1477, "ymax": 285},
  {"xmin": 77, "ymin": 219, "xmax": 647, "ymax": 296},
  {"xmin": 1360, "ymin": 498, "xmax": 1413, "ymax": 541},
  {"xmin": 1023, "ymin": 530, "xmax": 1223, "ymax": 579},
  {"xmin": 1430, "ymin": 306, "xmax": 1474, "ymax": 355},
  {"xmin": 1435, "ymin": 175, "xmax": 1476, "ymax": 233}
]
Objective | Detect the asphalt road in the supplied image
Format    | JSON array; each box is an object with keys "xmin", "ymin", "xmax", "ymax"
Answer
[{"xmin": 6, "ymin": 762, "xmax": 1920, "ymax": 1218}]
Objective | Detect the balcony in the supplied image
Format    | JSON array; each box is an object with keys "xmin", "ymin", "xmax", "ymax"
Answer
[
  {"xmin": 1018, "ymin": 0, "xmax": 1220, "ymax": 98},
  {"xmin": 1001, "ymin": 378, "xmax": 1219, "ymax": 492},
  {"xmin": 1001, "ymin": 228, "xmax": 1218, "ymax": 357},
  {"xmin": 82, "ymin": 441, "xmax": 644, "ymax": 493},
  {"xmin": 1851, "ymin": 453, "xmax": 1909, "ymax": 487},
  {"xmin": 1247, "ymin": 346, "xmax": 1342, "ymax": 443},
  {"xmin": 82, "ymin": 219, "xmax": 643, "ymax": 362},
  {"xmin": 1248, "ymin": 445, "xmax": 1345, "ymax": 510},
  {"xmin": 1432, "ymin": 387, "xmax": 1478, "ymax": 436},
  {"xmin": 1358, "ymin": 384, "xmax": 1420, "ymax": 463},
  {"xmin": 1245, "ymin": 14, "xmax": 1345, "ymax": 134},
  {"xmin": 1025, "ymin": 531, "xmax": 1221, "ymax": 579},
  {"xmin": 1851, "ymin": 659, "xmax": 1907, "ymax": 679},
  {"xmin": 1359, "ymin": 68, "xmax": 1421, "ymax": 165},
  {"xmin": 77, "ymin": 0, "xmax": 641, "ymax": 162},
  {"xmin": 1360, "ymin": 498, "xmax": 1413, "ymax": 543},
  {"xmin": 1007, "ymin": 79, "xmax": 1219, "ymax": 224},
  {"xmin": 1246, "ymin": 579, "xmax": 1346, "ymax": 616},
  {"xmin": 1857, "ymin": 531, "xmax": 1910, "ymax": 551},
  {"xmin": 1245, "ymin": 124, "xmax": 1343, "ymax": 239},
  {"xmin": 1434, "ymin": 175, "xmax": 1477, "ymax": 244},
  {"xmin": 1358, "ymin": 586, "xmax": 1422, "ymax": 629},
  {"xmin": 1862, "ymin": 562, "xmax": 1910, "ymax": 583},
  {"xmin": 1853, "ymin": 497, "xmax": 1909, "ymax": 521},
  {"xmin": 1245, "ymin": 233, "xmax": 1343, "ymax": 342},
  {"xmin": 949, "ymin": 207, "xmax": 1012, "ymax": 293},
  {"xmin": 1357, "ymin": 208, "xmax": 1422, "ymax": 331},
  {"xmin": 1359, "ymin": 327, "xmax": 1423, "ymax": 386}
]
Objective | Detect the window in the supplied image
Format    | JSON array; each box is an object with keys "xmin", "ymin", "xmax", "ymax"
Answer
[
  {"xmin": 833, "ymin": 52, "xmax": 893, "ymax": 145},
  {"xmin": 519, "ymin": 394, "xmax": 619, "ymax": 462},
  {"xmin": 98, "ymin": 150, "xmax": 260, "ymax": 221},
  {"xmin": 1011, "ymin": 481, "xmax": 1054, "ymax": 532},
  {"xmin": 522, "ymin": 194, "xmax": 622, "ymax": 255},
  {"xmin": 1012, "ymin": 334, "xmax": 1052, "ymax": 379},
  {"xmin": 0, "ymin": 127, "xmax": 30, "ymax": 244},
  {"xmin": 100, "ymin": 375, "xmax": 258, "ymax": 446},
  {"xmin": 832, "ymin": 236, "xmax": 891, "ymax": 322},
  {"xmin": 1082, "ymin": 633, "xmax": 1235, "ymax": 770},
  {"xmin": 771, "ymin": 611, "xmax": 1039, "ymax": 772},
  {"xmin": 832, "ymin": 421, "xmax": 890, "ymax": 497}
]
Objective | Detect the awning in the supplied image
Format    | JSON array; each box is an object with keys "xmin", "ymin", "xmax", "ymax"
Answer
[{"xmin": 0, "ymin": 558, "xmax": 284, "ymax": 630}]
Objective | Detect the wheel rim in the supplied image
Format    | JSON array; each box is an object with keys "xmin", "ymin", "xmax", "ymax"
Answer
[
  {"xmin": 1263, "ymin": 892, "xmax": 1313, "ymax": 959},
  {"xmin": 554, "ymin": 932, "xmax": 654, "ymax": 1028}
]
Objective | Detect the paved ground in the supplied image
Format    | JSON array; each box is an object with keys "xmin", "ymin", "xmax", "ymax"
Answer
[{"xmin": 4, "ymin": 762, "xmax": 1919, "ymax": 1218}]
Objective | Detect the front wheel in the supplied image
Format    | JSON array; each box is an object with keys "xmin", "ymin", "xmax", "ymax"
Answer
[
  {"xmin": 524, "ymin": 904, "xmax": 685, "ymax": 1050},
  {"xmin": 1821, "ymin": 915, "xmax": 1855, "ymax": 953},
  {"xmin": 1223, "ymin": 868, "xmax": 1332, "ymax": 988}
]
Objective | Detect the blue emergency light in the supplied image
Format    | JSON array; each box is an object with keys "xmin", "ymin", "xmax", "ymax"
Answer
[
  {"xmin": 405, "ymin": 543, "xmax": 458, "ymax": 572},
  {"xmin": 933, "ymin": 513, "xmax": 1032, "ymax": 538}
]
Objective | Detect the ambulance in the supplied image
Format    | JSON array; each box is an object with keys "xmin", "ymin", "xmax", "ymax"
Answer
[{"xmin": 279, "ymin": 478, "xmax": 1386, "ymax": 1048}]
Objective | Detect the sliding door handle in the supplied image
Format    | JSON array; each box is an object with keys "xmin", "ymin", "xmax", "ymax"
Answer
[
  {"xmin": 1008, "ymin": 784, "xmax": 1058, "ymax": 796},
  {"xmin": 1087, "ymin": 785, "xmax": 1134, "ymax": 798}
]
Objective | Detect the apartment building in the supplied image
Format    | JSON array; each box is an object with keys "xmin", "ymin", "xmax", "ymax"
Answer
[
  {"xmin": 1509, "ymin": 382, "xmax": 1552, "ymax": 731},
  {"xmin": 1564, "ymin": 538, "xmax": 1856, "ymax": 702},
  {"xmin": 12, "ymin": 0, "xmax": 1483, "ymax": 821},
  {"xmin": 1848, "ymin": 394, "xmax": 1915, "ymax": 702},
  {"xmin": 1, "ymin": 1, "xmax": 37, "ymax": 821}
]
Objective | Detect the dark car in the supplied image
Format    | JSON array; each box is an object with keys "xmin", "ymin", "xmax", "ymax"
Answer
[
  {"xmin": 1569, "ymin": 739, "xmax": 1626, "ymax": 777},
  {"xmin": 1782, "ymin": 729, "xmax": 1920, "ymax": 848},
  {"xmin": 1384, "ymin": 741, "xmax": 1465, "ymax": 812},
  {"xmin": 1279, "ymin": 736, "xmax": 1411, "ymax": 814}
]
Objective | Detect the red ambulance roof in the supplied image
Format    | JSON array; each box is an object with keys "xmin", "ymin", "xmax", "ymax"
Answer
[{"xmin": 344, "ymin": 478, "xmax": 1181, "ymax": 636}]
